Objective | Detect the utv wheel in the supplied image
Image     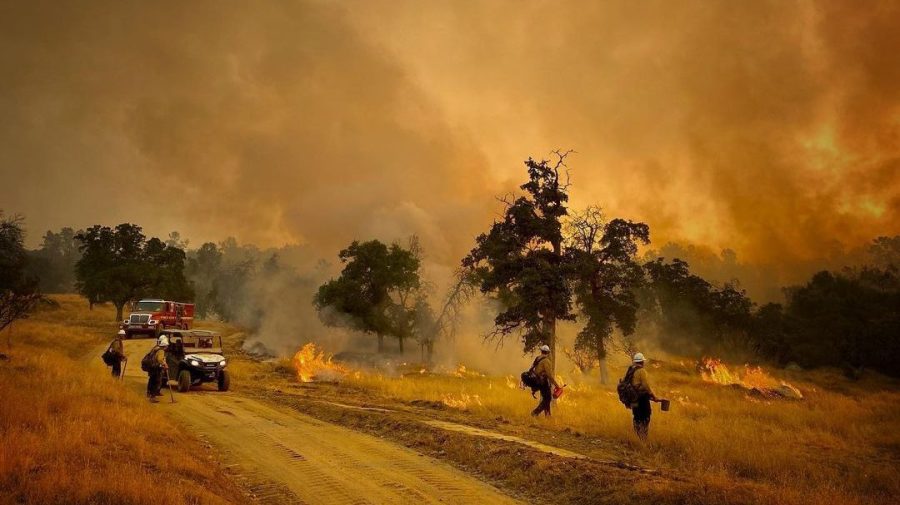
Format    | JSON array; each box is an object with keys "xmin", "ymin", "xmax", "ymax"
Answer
[
  {"xmin": 218, "ymin": 371, "xmax": 230, "ymax": 392},
  {"xmin": 178, "ymin": 370, "xmax": 191, "ymax": 392}
]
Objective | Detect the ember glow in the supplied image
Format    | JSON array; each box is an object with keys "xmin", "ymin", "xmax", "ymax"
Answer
[
  {"xmin": 698, "ymin": 358, "xmax": 803, "ymax": 400},
  {"xmin": 291, "ymin": 343, "xmax": 348, "ymax": 383}
]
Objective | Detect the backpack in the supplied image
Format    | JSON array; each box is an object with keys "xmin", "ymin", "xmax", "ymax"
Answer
[
  {"xmin": 520, "ymin": 356, "xmax": 547, "ymax": 394},
  {"xmin": 140, "ymin": 346, "xmax": 160, "ymax": 372},
  {"xmin": 101, "ymin": 345, "xmax": 116, "ymax": 366},
  {"xmin": 617, "ymin": 366, "xmax": 640, "ymax": 408}
]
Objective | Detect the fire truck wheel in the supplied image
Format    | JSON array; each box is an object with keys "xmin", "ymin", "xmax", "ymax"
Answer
[
  {"xmin": 217, "ymin": 371, "xmax": 231, "ymax": 392},
  {"xmin": 178, "ymin": 370, "xmax": 192, "ymax": 392}
]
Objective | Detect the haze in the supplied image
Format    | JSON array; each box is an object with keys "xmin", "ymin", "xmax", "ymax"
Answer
[{"xmin": 2, "ymin": 0, "xmax": 898, "ymax": 293}]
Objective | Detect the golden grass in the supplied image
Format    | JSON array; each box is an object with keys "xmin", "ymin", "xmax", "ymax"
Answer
[
  {"xmin": 346, "ymin": 361, "xmax": 900, "ymax": 505},
  {"xmin": 20, "ymin": 297, "xmax": 891, "ymax": 504},
  {"xmin": 0, "ymin": 295, "xmax": 247, "ymax": 505}
]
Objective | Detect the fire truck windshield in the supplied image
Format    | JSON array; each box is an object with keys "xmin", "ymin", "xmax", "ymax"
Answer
[{"xmin": 134, "ymin": 301, "xmax": 165, "ymax": 312}]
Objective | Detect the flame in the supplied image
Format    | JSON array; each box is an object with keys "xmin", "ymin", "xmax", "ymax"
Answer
[
  {"xmin": 452, "ymin": 364, "xmax": 484, "ymax": 378},
  {"xmin": 698, "ymin": 358, "xmax": 802, "ymax": 399},
  {"xmin": 291, "ymin": 343, "xmax": 348, "ymax": 382},
  {"xmin": 442, "ymin": 393, "xmax": 482, "ymax": 410}
]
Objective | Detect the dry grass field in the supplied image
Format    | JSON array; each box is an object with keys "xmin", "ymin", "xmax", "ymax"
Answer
[
  {"xmin": 0, "ymin": 295, "xmax": 248, "ymax": 505},
  {"xmin": 341, "ymin": 363, "xmax": 900, "ymax": 505},
  {"xmin": 231, "ymin": 339, "xmax": 900, "ymax": 505},
  {"xmin": 3, "ymin": 296, "xmax": 897, "ymax": 505},
  {"xmin": 348, "ymin": 365, "xmax": 900, "ymax": 504}
]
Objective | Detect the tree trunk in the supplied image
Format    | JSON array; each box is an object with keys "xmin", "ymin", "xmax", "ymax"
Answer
[
  {"xmin": 5, "ymin": 321, "xmax": 11, "ymax": 350},
  {"xmin": 426, "ymin": 341, "xmax": 434, "ymax": 364},
  {"xmin": 598, "ymin": 343, "xmax": 609, "ymax": 385},
  {"xmin": 377, "ymin": 334, "xmax": 384, "ymax": 353},
  {"xmin": 115, "ymin": 303, "xmax": 124, "ymax": 323},
  {"xmin": 398, "ymin": 335, "xmax": 404, "ymax": 354}
]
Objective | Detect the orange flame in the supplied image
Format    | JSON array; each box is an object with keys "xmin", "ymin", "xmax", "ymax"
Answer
[
  {"xmin": 452, "ymin": 364, "xmax": 484, "ymax": 378},
  {"xmin": 698, "ymin": 358, "xmax": 802, "ymax": 399},
  {"xmin": 291, "ymin": 343, "xmax": 348, "ymax": 382}
]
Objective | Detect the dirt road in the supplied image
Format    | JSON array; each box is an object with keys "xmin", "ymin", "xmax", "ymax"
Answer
[{"xmin": 116, "ymin": 340, "xmax": 520, "ymax": 505}]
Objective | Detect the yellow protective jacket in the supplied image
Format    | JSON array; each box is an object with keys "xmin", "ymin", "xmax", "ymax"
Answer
[
  {"xmin": 533, "ymin": 355, "xmax": 555, "ymax": 386},
  {"xmin": 632, "ymin": 367, "xmax": 655, "ymax": 398},
  {"xmin": 154, "ymin": 348, "xmax": 166, "ymax": 366},
  {"xmin": 110, "ymin": 339, "xmax": 124, "ymax": 358}
]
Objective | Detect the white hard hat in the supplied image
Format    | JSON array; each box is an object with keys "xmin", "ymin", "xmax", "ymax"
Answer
[
  {"xmin": 633, "ymin": 352, "xmax": 645, "ymax": 363},
  {"xmin": 158, "ymin": 335, "xmax": 169, "ymax": 347},
  {"xmin": 539, "ymin": 344, "xmax": 551, "ymax": 353},
  {"xmin": 117, "ymin": 330, "xmax": 126, "ymax": 336}
]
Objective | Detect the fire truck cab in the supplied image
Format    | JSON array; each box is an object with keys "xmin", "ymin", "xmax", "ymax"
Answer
[{"xmin": 122, "ymin": 299, "xmax": 194, "ymax": 339}]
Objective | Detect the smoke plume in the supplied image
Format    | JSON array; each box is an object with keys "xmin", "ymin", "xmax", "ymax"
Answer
[{"xmin": 2, "ymin": 1, "xmax": 898, "ymax": 363}]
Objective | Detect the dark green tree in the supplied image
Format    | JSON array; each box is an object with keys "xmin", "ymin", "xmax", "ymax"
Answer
[
  {"xmin": 74, "ymin": 224, "xmax": 192, "ymax": 321},
  {"xmin": 566, "ymin": 206, "xmax": 649, "ymax": 383},
  {"xmin": 463, "ymin": 153, "xmax": 573, "ymax": 371},
  {"xmin": 26, "ymin": 227, "xmax": 80, "ymax": 293},
  {"xmin": 314, "ymin": 239, "xmax": 422, "ymax": 353},
  {"xmin": 783, "ymin": 267, "xmax": 900, "ymax": 377},
  {"xmin": 0, "ymin": 212, "xmax": 43, "ymax": 344},
  {"xmin": 641, "ymin": 257, "xmax": 754, "ymax": 357}
]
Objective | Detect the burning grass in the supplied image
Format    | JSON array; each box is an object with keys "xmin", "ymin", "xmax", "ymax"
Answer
[
  {"xmin": 698, "ymin": 357, "xmax": 803, "ymax": 399},
  {"xmin": 342, "ymin": 359, "xmax": 900, "ymax": 505},
  {"xmin": 291, "ymin": 342, "xmax": 351, "ymax": 382}
]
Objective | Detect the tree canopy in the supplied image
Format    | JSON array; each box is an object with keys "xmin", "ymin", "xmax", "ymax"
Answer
[
  {"xmin": 567, "ymin": 206, "xmax": 649, "ymax": 383},
  {"xmin": 0, "ymin": 212, "xmax": 43, "ymax": 342},
  {"xmin": 314, "ymin": 239, "xmax": 426, "ymax": 353},
  {"xmin": 463, "ymin": 154, "xmax": 574, "ymax": 363},
  {"xmin": 74, "ymin": 224, "xmax": 193, "ymax": 321},
  {"xmin": 25, "ymin": 227, "xmax": 80, "ymax": 293}
]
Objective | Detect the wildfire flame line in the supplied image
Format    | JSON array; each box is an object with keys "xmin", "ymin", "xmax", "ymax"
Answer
[
  {"xmin": 698, "ymin": 358, "xmax": 802, "ymax": 399},
  {"xmin": 291, "ymin": 343, "xmax": 348, "ymax": 382}
]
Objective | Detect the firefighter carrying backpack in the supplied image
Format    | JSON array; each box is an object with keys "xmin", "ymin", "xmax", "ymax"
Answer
[
  {"xmin": 521, "ymin": 355, "xmax": 547, "ymax": 395},
  {"xmin": 617, "ymin": 365, "xmax": 640, "ymax": 408},
  {"xmin": 101, "ymin": 344, "xmax": 116, "ymax": 366},
  {"xmin": 140, "ymin": 346, "xmax": 160, "ymax": 372}
]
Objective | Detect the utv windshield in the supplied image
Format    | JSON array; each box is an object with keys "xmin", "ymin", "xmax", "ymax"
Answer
[
  {"xmin": 181, "ymin": 335, "xmax": 223, "ymax": 354},
  {"xmin": 134, "ymin": 301, "xmax": 165, "ymax": 312}
]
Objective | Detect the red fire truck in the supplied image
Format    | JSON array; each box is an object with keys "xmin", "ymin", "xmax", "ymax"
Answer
[{"xmin": 121, "ymin": 299, "xmax": 195, "ymax": 339}]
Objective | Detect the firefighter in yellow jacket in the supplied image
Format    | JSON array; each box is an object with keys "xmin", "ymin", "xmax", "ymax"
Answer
[
  {"xmin": 531, "ymin": 345, "xmax": 559, "ymax": 417},
  {"xmin": 147, "ymin": 336, "xmax": 169, "ymax": 403},
  {"xmin": 629, "ymin": 352, "xmax": 656, "ymax": 440},
  {"xmin": 110, "ymin": 330, "xmax": 125, "ymax": 377}
]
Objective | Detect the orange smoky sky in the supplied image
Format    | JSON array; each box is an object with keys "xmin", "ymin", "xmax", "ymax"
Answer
[{"xmin": 1, "ymin": 1, "xmax": 898, "ymax": 276}]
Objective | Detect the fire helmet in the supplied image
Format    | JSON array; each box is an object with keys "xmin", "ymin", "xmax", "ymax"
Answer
[
  {"xmin": 117, "ymin": 330, "xmax": 126, "ymax": 337},
  {"xmin": 539, "ymin": 344, "xmax": 551, "ymax": 353},
  {"xmin": 157, "ymin": 335, "xmax": 169, "ymax": 347},
  {"xmin": 633, "ymin": 352, "xmax": 645, "ymax": 363}
]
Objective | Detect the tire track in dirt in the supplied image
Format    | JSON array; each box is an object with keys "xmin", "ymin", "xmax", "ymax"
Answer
[{"xmin": 118, "ymin": 340, "xmax": 520, "ymax": 505}]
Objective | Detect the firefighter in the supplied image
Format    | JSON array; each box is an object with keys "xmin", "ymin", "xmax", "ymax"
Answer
[
  {"xmin": 147, "ymin": 335, "xmax": 169, "ymax": 403},
  {"xmin": 110, "ymin": 330, "xmax": 126, "ymax": 377},
  {"xmin": 531, "ymin": 344, "xmax": 559, "ymax": 417},
  {"xmin": 629, "ymin": 352, "xmax": 657, "ymax": 440}
]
